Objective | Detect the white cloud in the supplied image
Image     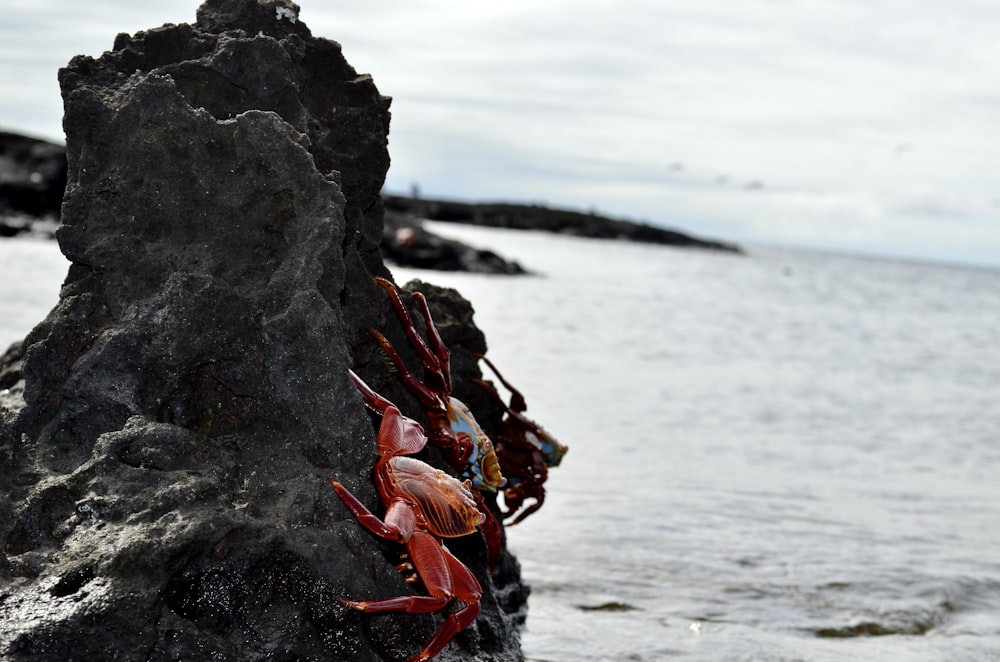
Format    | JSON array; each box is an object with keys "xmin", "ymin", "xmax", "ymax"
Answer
[{"xmin": 2, "ymin": 0, "xmax": 999, "ymax": 267}]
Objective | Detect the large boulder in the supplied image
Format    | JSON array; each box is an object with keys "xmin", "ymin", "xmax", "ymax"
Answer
[{"xmin": 0, "ymin": 1, "xmax": 524, "ymax": 660}]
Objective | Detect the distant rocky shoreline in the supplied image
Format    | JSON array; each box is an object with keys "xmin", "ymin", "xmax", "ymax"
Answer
[
  {"xmin": 384, "ymin": 193, "xmax": 743, "ymax": 254},
  {"xmin": 379, "ymin": 194, "xmax": 742, "ymax": 273},
  {"xmin": 2, "ymin": 131, "xmax": 741, "ymax": 273}
]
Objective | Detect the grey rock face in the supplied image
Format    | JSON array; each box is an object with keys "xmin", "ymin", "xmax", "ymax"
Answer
[{"xmin": 0, "ymin": 1, "xmax": 524, "ymax": 660}]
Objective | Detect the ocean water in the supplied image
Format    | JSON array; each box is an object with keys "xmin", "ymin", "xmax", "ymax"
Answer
[
  {"xmin": 0, "ymin": 238, "xmax": 68, "ymax": 351},
  {"xmin": 3, "ymin": 227, "xmax": 1000, "ymax": 661},
  {"xmin": 392, "ymin": 223, "xmax": 1000, "ymax": 662}
]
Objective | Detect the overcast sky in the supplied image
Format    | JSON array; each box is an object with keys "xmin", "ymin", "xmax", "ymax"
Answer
[{"xmin": 2, "ymin": 1, "xmax": 999, "ymax": 268}]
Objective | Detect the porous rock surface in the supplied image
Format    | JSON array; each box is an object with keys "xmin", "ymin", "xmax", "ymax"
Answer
[{"xmin": 0, "ymin": 1, "xmax": 524, "ymax": 660}]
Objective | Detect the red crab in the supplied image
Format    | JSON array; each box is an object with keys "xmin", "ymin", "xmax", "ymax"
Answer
[
  {"xmin": 331, "ymin": 370, "xmax": 485, "ymax": 662},
  {"xmin": 368, "ymin": 276, "xmax": 505, "ymax": 568},
  {"xmin": 475, "ymin": 355, "xmax": 568, "ymax": 525}
]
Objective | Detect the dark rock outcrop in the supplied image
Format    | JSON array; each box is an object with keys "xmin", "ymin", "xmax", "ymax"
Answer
[
  {"xmin": 0, "ymin": 1, "xmax": 524, "ymax": 660},
  {"xmin": 0, "ymin": 132, "xmax": 66, "ymax": 237},
  {"xmin": 0, "ymin": 130, "xmax": 530, "ymax": 274},
  {"xmin": 382, "ymin": 210, "xmax": 528, "ymax": 274},
  {"xmin": 0, "ymin": 133, "xmax": 741, "ymax": 263},
  {"xmin": 384, "ymin": 193, "xmax": 744, "ymax": 254}
]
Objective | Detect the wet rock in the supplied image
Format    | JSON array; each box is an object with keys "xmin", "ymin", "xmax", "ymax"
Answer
[{"xmin": 0, "ymin": 1, "xmax": 523, "ymax": 660}]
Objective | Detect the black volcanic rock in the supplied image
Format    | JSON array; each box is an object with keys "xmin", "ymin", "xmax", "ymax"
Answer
[
  {"xmin": 0, "ymin": 132, "xmax": 67, "ymax": 237},
  {"xmin": 0, "ymin": 2, "xmax": 523, "ymax": 661},
  {"xmin": 384, "ymin": 193, "xmax": 743, "ymax": 253},
  {"xmin": 382, "ymin": 210, "xmax": 528, "ymax": 274}
]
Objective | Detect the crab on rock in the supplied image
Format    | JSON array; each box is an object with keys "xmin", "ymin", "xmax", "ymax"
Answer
[
  {"xmin": 331, "ymin": 370, "xmax": 485, "ymax": 662},
  {"xmin": 368, "ymin": 276, "xmax": 505, "ymax": 568},
  {"xmin": 476, "ymin": 354, "xmax": 568, "ymax": 525}
]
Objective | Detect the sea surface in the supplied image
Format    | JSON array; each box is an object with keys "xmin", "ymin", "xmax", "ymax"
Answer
[{"xmin": 2, "ymin": 227, "xmax": 1000, "ymax": 661}]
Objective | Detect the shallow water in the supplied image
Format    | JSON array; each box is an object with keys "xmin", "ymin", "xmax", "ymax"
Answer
[
  {"xmin": 2, "ymin": 229, "xmax": 999, "ymax": 661},
  {"xmin": 390, "ymin": 223, "xmax": 1000, "ymax": 661},
  {"xmin": 0, "ymin": 238, "xmax": 68, "ymax": 350}
]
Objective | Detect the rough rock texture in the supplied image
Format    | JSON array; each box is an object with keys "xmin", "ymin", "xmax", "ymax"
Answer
[
  {"xmin": 0, "ymin": 131, "xmax": 529, "ymax": 275},
  {"xmin": 0, "ymin": 1, "xmax": 524, "ymax": 660},
  {"xmin": 384, "ymin": 193, "xmax": 744, "ymax": 253}
]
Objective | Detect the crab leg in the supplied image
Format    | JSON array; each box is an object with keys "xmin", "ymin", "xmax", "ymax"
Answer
[
  {"xmin": 330, "ymin": 479, "xmax": 414, "ymax": 542},
  {"xmin": 348, "ymin": 369, "xmax": 394, "ymax": 414},
  {"xmin": 474, "ymin": 492, "xmax": 503, "ymax": 570},
  {"xmin": 472, "ymin": 377, "xmax": 539, "ymax": 453},
  {"xmin": 476, "ymin": 354, "xmax": 526, "ymax": 413},
  {"xmin": 410, "ymin": 290, "xmax": 453, "ymax": 394},
  {"xmin": 336, "ymin": 527, "xmax": 483, "ymax": 662},
  {"xmin": 374, "ymin": 276, "xmax": 452, "ymax": 395},
  {"xmin": 369, "ymin": 328, "xmax": 443, "ymax": 413},
  {"xmin": 406, "ymin": 531, "xmax": 483, "ymax": 662},
  {"xmin": 340, "ymin": 594, "xmax": 451, "ymax": 614},
  {"xmin": 505, "ymin": 492, "xmax": 545, "ymax": 526},
  {"xmin": 348, "ymin": 375, "xmax": 429, "ymax": 457},
  {"xmin": 472, "ymin": 378, "xmax": 522, "ymax": 425},
  {"xmin": 369, "ymin": 326, "xmax": 473, "ymax": 467}
]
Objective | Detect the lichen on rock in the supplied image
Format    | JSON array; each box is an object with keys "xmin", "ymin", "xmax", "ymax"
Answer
[{"xmin": 0, "ymin": 1, "xmax": 525, "ymax": 660}]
